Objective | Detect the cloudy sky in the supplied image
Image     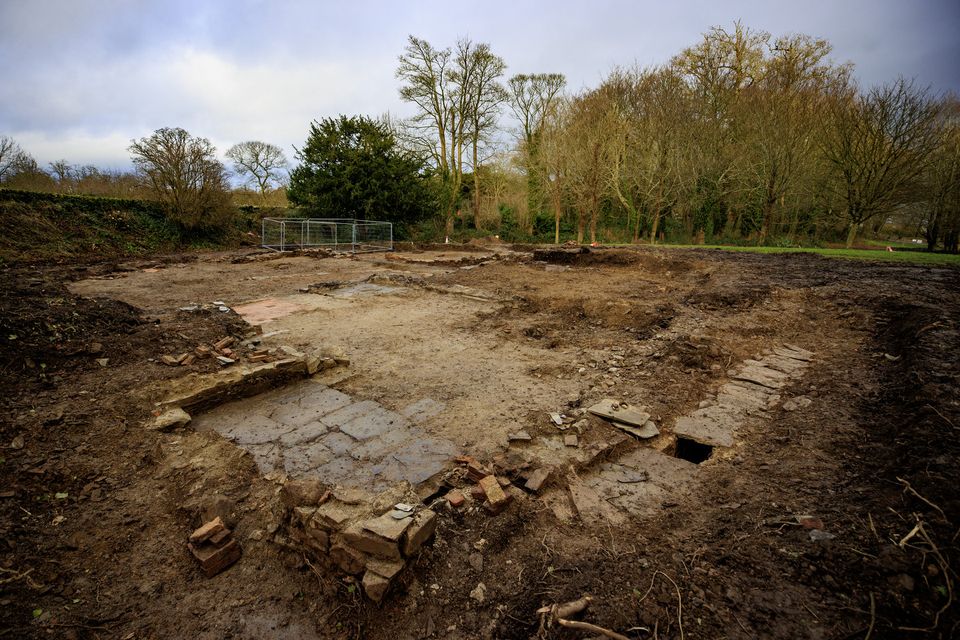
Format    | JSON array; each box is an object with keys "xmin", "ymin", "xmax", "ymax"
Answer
[{"xmin": 2, "ymin": 0, "xmax": 958, "ymax": 172}]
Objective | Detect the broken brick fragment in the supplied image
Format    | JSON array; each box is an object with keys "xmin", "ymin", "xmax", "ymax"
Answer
[
  {"xmin": 524, "ymin": 467, "xmax": 553, "ymax": 494},
  {"xmin": 479, "ymin": 475, "xmax": 511, "ymax": 514},
  {"xmin": 189, "ymin": 516, "xmax": 226, "ymax": 544},
  {"xmin": 446, "ymin": 490, "xmax": 465, "ymax": 508},
  {"xmin": 466, "ymin": 461, "xmax": 490, "ymax": 483},
  {"xmin": 161, "ymin": 355, "xmax": 179, "ymax": 366}
]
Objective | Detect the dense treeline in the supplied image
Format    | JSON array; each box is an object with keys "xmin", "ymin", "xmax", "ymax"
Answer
[{"xmin": 395, "ymin": 23, "xmax": 960, "ymax": 251}]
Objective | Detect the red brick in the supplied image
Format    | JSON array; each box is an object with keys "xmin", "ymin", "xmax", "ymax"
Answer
[
  {"xmin": 189, "ymin": 538, "xmax": 241, "ymax": 577},
  {"xmin": 479, "ymin": 475, "xmax": 511, "ymax": 513},
  {"xmin": 189, "ymin": 517, "xmax": 225, "ymax": 544},
  {"xmin": 446, "ymin": 490, "xmax": 465, "ymax": 508}
]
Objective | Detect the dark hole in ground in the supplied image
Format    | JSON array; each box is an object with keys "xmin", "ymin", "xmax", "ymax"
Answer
[{"xmin": 675, "ymin": 437, "xmax": 713, "ymax": 464}]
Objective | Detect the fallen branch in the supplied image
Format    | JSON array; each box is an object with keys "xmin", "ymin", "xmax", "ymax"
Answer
[
  {"xmin": 897, "ymin": 520, "xmax": 954, "ymax": 632},
  {"xmin": 924, "ymin": 404, "xmax": 957, "ymax": 431},
  {"xmin": 897, "ymin": 476, "xmax": 950, "ymax": 524},
  {"xmin": 536, "ymin": 595, "xmax": 593, "ymax": 619},
  {"xmin": 556, "ymin": 618, "xmax": 631, "ymax": 640},
  {"xmin": 864, "ymin": 593, "xmax": 876, "ymax": 640}
]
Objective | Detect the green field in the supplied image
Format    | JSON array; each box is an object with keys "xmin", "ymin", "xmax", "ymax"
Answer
[{"xmin": 663, "ymin": 244, "xmax": 960, "ymax": 266}]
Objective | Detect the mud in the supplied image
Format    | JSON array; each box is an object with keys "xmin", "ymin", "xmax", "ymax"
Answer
[{"xmin": 1, "ymin": 245, "xmax": 958, "ymax": 639}]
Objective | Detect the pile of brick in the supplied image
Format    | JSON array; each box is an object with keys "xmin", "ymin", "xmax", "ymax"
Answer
[
  {"xmin": 188, "ymin": 516, "xmax": 242, "ymax": 577},
  {"xmin": 444, "ymin": 457, "xmax": 517, "ymax": 513},
  {"xmin": 282, "ymin": 481, "xmax": 437, "ymax": 603}
]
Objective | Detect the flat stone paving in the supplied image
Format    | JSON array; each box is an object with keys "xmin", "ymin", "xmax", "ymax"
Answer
[
  {"xmin": 191, "ymin": 380, "xmax": 455, "ymax": 492},
  {"xmin": 576, "ymin": 344, "xmax": 814, "ymax": 519}
]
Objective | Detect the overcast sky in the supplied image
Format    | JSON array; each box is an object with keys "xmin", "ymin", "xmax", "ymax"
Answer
[{"xmin": 2, "ymin": 0, "xmax": 958, "ymax": 172}]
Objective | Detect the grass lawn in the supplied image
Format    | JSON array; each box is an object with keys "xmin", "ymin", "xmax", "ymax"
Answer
[{"xmin": 661, "ymin": 244, "xmax": 960, "ymax": 266}]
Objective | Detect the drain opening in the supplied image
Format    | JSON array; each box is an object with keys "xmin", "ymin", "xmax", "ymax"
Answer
[{"xmin": 675, "ymin": 437, "xmax": 713, "ymax": 464}]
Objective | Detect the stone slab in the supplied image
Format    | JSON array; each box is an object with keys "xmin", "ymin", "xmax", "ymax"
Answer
[
  {"xmin": 318, "ymin": 431, "xmax": 357, "ymax": 455},
  {"xmin": 342, "ymin": 523, "xmax": 401, "ymax": 559},
  {"xmin": 376, "ymin": 437, "xmax": 457, "ymax": 486},
  {"xmin": 774, "ymin": 346, "xmax": 813, "ymax": 362},
  {"xmin": 340, "ymin": 406, "xmax": 408, "ymax": 441},
  {"xmin": 615, "ymin": 447, "xmax": 699, "ymax": 492},
  {"xmin": 321, "ymin": 400, "xmax": 380, "ymax": 429},
  {"xmin": 278, "ymin": 420, "xmax": 329, "ymax": 446},
  {"xmin": 350, "ymin": 428, "xmax": 410, "ymax": 461},
  {"xmin": 362, "ymin": 571, "xmax": 391, "ymax": 603},
  {"xmin": 567, "ymin": 478, "xmax": 628, "ymax": 526},
  {"xmin": 282, "ymin": 441, "xmax": 334, "ymax": 476},
  {"xmin": 270, "ymin": 387, "xmax": 352, "ymax": 426},
  {"xmin": 362, "ymin": 513, "xmax": 413, "ymax": 542},
  {"xmin": 610, "ymin": 419, "xmax": 659, "ymax": 439},
  {"xmin": 232, "ymin": 298, "xmax": 305, "ymax": 324},
  {"xmin": 588, "ymin": 399, "xmax": 651, "ymax": 427},
  {"xmin": 218, "ymin": 414, "xmax": 292, "ymax": 445},
  {"xmin": 673, "ymin": 414, "xmax": 735, "ymax": 448},
  {"xmin": 783, "ymin": 343, "xmax": 814, "ymax": 359},
  {"xmin": 732, "ymin": 367, "xmax": 786, "ymax": 389}
]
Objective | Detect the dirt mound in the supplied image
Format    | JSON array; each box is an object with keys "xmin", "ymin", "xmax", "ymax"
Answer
[{"xmin": 0, "ymin": 265, "xmax": 249, "ymax": 389}]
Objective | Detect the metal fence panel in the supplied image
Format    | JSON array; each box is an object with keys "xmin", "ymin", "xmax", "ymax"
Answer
[{"xmin": 261, "ymin": 218, "xmax": 392, "ymax": 253}]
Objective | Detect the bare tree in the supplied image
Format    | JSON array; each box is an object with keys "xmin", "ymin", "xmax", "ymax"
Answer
[
  {"xmin": 0, "ymin": 135, "xmax": 27, "ymax": 182},
  {"xmin": 822, "ymin": 78, "xmax": 942, "ymax": 247},
  {"xmin": 225, "ymin": 141, "xmax": 288, "ymax": 200},
  {"xmin": 924, "ymin": 97, "xmax": 960, "ymax": 252},
  {"xmin": 537, "ymin": 98, "xmax": 573, "ymax": 243},
  {"xmin": 564, "ymin": 89, "xmax": 620, "ymax": 244},
  {"xmin": 397, "ymin": 35, "xmax": 507, "ymax": 235},
  {"xmin": 462, "ymin": 45, "xmax": 507, "ymax": 228},
  {"xmin": 129, "ymin": 127, "xmax": 231, "ymax": 230},
  {"xmin": 508, "ymin": 73, "xmax": 566, "ymax": 217},
  {"xmin": 734, "ymin": 34, "xmax": 846, "ymax": 241},
  {"xmin": 48, "ymin": 159, "xmax": 77, "ymax": 192}
]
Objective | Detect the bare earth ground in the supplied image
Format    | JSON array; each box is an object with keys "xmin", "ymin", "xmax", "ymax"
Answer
[{"xmin": 1, "ymin": 245, "xmax": 958, "ymax": 639}]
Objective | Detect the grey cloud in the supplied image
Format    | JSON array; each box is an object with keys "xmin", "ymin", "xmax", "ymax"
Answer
[{"xmin": 1, "ymin": 0, "xmax": 957, "ymax": 170}]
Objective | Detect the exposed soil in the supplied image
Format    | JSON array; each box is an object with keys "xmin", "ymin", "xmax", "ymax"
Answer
[{"xmin": 1, "ymin": 246, "xmax": 957, "ymax": 639}]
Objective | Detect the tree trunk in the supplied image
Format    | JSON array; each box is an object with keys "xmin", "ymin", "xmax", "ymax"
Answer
[
  {"xmin": 926, "ymin": 209, "xmax": 941, "ymax": 252},
  {"xmin": 845, "ymin": 222, "xmax": 859, "ymax": 248},
  {"xmin": 576, "ymin": 213, "xmax": 585, "ymax": 244},
  {"xmin": 649, "ymin": 212, "xmax": 660, "ymax": 244},
  {"xmin": 472, "ymin": 141, "xmax": 481, "ymax": 230},
  {"xmin": 552, "ymin": 189, "xmax": 562, "ymax": 244},
  {"xmin": 589, "ymin": 194, "xmax": 598, "ymax": 244},
  {"xmin": 759, "ymin": 198, "xmax": 774, "ymax": 244}
]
